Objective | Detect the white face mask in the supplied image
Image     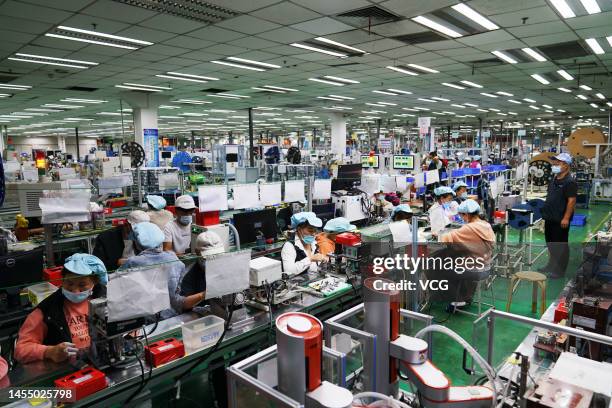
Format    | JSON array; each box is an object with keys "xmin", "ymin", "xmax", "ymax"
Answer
[{"xmin": 551, "ymin": 165, "xmax": 561, "ymax": 174}]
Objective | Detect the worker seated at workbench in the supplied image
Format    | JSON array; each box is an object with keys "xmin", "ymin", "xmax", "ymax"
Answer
[
  {"xmin": 281, "ymin": 212, "xmax": 327, "ymax": 276},
  {"xmin": 177, "ymin": 231, "xmax": 225, "ymax": 312},
  {"xmin": 316, "ymin": 217, "xmax": 356, "ymax": 258},
  {"xmin": 429, "ymin": 186, "xmax": 455, "ymax": 237},
  {"xmin": 92, "ymin": 209, "xmax": 149, "ymax": 270},
  {"xmin": 163, "ymin": 195, "xmax": 196, "ymax": 256},
  {"xmin": 118, "ymin": 222, "xmax": 185, "ymax": 319},
  {"xmin": 14, "ymin": 254, "xmax": 107, "ymax": 363},
  {"xmin": 145, "ymin": 194, "xmax": 174, "ymax": 230},
  {"xmin": 431, "ymin": 200, "xmax": 495, "ymax": 308}
]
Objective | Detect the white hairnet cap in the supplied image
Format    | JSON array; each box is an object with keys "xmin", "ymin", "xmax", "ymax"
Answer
[
  {"xmin": 195, "ymin": 231, "xmax": 224, "ymax": 256},
  {"xmin": 323, "ymin": 217, "xmax": 356, "ymax": 233},
  {"xmin": 128, "ymin": 210, "xmax": 150, "ymax": 225},
  {"xmin": 290, "ymin": 212, "xmax": 323, "ymax": 228},
  {"xmin": 457, "ymin": 199, "xmax": 481, "ymax": 214}
]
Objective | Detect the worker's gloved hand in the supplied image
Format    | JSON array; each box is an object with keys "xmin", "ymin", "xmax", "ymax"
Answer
[
  {"xmin": 45, "ymin": 342, "xmax": 78, "ymax": 362},
  {"xmin": 310, "ymin": 253, "xmax": 329, "ymax": 263}
]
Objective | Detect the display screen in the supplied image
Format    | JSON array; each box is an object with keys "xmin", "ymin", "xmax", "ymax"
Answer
[
  {"xmin": 361, "ymin": 154, "xmax": 379, "ymax": 169},
  {"xmin": 393, "ymin": 155, "xmax": 414, "ymax": 170}
]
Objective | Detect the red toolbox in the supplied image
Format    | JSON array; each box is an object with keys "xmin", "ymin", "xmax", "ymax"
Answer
[
  {"xmin": 112, "ymin": 218, "xmax": 127, "ymax": 227},
  {"xmin": 196, "ymin": 209, "xmax": 219, "ymax": 226},
  {"xmin": 107, "ymin": 199, "xmax": 128, "ymax": 208},
  {"xmin": 336, "ymin": 232, "xmax": 361, "ymax": 246},
  {"xmin": 54, "ymin": 367, "xmax": 107, "ymax": 401},
  {"xmin": 43, "ymin": 266, "xmax": 63, "ymax": 287},
  {"xmin": 554, "ymin": 300, "xmax": 568, "ymax": 323},
  {"xmin": 145, "ymin": 338, "xmax": 185, "ymax": 367}
]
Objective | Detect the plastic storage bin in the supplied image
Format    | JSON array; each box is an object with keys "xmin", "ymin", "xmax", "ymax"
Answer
[
  {"xmin": 181, "ymin": 315, "xmax": 225, "ymax": 354},
  {"xmin": 570, "ymin": 214, "xmax": 587, "ymax": 226},
  {"xmin": 26, "ymin": 282, "xmax": 58, "ymax": 306}
]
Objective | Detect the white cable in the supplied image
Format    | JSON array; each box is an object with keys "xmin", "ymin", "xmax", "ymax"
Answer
[
  {"xmin": 414, "ymin": 324, "xmax": 498, "ymax": 407},
  {"xmin": 352, "ymin": 391, "xmax": 410, "ymax": 408}
]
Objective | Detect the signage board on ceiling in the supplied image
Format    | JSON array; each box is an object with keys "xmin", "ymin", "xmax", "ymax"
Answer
[{"xmin": 518, "ymin": 129, "xmax": 526, "ymax": 137}]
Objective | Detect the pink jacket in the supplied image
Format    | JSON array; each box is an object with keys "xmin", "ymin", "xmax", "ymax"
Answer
[{"xmin": 14, "ymin": 300, "xmax": 90, "ymax": 363}]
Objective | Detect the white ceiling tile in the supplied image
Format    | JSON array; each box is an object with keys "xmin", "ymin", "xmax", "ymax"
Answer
[
  {"xmin": 565, "ymin": 11, "xmax": 612, "ymax": 30},
  {"xmin": 291, "ymin": 17, "xmax": 355, "ymax": 36},
  {"xmin": 161, "ymin": 36, "xmax": 216, "ymax": 50},
  {"xmin": 490, "ymin": 6, "xmax": 559, "ymax": 27},
  {"xmin": 467, "ymin": 0, "xmax": 547, "ymax": 16},
  {"xmin": 199, "ymin": 0, "xmax": 281, "ymax": 13},
  {"xmin": 377, "ymin": 0, "xmax": 458, "ymax": 18},
  {"xmin": 138, "ymin": 14, "xmax": 208, "ymax": 34},
  {"xmin": 0, "ymin": 16, "xmax": 53, "ymax": 35},
  {"xmin": 574, "ymin": 27, "xmax": 612, "ymax": 40},
  {"xmin": 139, "ymin": 44, "xmax": 191, "ymax": 57},
  {"xmin": 59, "ymin": 15, "xmax": 132, "ymax": 35},
  {"xmin": 354, "ymin": 38, "xmax": 406, "ymax": 53},
  {"xmin": 290, "ymin": 0, "xmax": 370, "ymax": 15},
  {"xmin": 257, "ymin": 27, "xmax": 314, "ymax": 43},
  {"xmin": 506, "ymin": 22, "xmax": 570, "ymax": 38},
  {"xmin": 189, "ymin": 26, "xmax": 246, "ymax": 42},
  {"xmin": 457, "ymin": 30, "xmax": 516, "ymax": 47},
  {"xmin": 324, "ymin": 29, "xmax": 382, "ymax": 45},
  {"xmin": 215, "ymin": 15, "xmax": 281, "ymax": 35},
  {"xmin": 371, "ymin": 19, "xmax": 426, "ymax": 37},
  {"xmin": 377, "ymin": 45, "xmax": 425, "ymax": 58},
  {"xmin": 203, "ymin": 43, "xmax": 249, "ymax": 56},
  {"xmin": 521, "ymin": 32, "xmax": 579, "ymax": 47},
  {"xmin": 81, "ymin": 0, "xmax": 157, "ymax": 24},
  {"xmin": 251, "ymin": 3, "xmax": 321, "ymax": 25},
  {"xmin": 227, "ymin": 36, "xmax": 279, "ymax": 50},
  {"xmin": 0, "ymin": 0, "xmax": 72, "ymax": 24},
  {"xmin": 474, "ymin": 39, "xmax": 527, "ymax": 52}
]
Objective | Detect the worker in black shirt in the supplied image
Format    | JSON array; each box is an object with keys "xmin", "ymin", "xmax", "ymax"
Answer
[
  {"xmin": 179, "ymin": 231, "xmax": 225, "ymax": 302},
  {"xmin": 540, "ymin": 153, "xmax": 577, "ymax": 278}
]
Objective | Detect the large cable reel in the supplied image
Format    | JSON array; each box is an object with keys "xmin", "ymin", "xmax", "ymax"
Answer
[
  {"xmin": 567, "ymin": 128, "xmax": 606, "ymax": 159},
  {"xmin": 121, "ymin": 141, "xmax": 146, "ymax": 168}
]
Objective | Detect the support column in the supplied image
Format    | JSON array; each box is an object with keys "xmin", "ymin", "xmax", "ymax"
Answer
[
  {"xmin": 57, "ymin": 135, "xmax": 66, "ymax": 152},
  {"xmin": 248, "ymin": 107, "xmax": 254, "ymax": 167},
  {"xmin": 329, "ymin": 113, "xmax": 346, "ymax": 160},
  {"xmin": 75, "ymin": 127, "xmax": 80, "ymax": 160},
  {"xmin": 0, "ymin": 125, "xmax": 7, "ymax": 156},
  {"xmin": 119, "ymin": 91, "xmax": 170, "ymax": 166}
]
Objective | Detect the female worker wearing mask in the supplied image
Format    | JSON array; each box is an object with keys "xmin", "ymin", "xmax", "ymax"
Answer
[
  {"xmin": 429, "ymin": 186, "xmax": 455, "ymax": 236},
  {"xmin": 449, "ymin": 181, "xmax": 469, "ymax": 223},
  {"xmin": 316, "ymin": 217, "xmax": 356, "ymax": 257},
  {"xmin": 163, "ymin": 194, "xmax": 196, "ymax": 255},
  {"xmin": 391, "ymin": 204, "xmax": 413, "ymax": 223},
  {"xmin": 15, "ymin": 254, "xmax": 107, "ymax": 363},
  {"xmin": 281, "ymin": 212, "xmax": 326, "ymax": 275}
]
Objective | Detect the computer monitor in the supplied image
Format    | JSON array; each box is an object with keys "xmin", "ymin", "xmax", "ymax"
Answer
[
  {"xmin": 161, "ymin": 151, "xmax": 172, "ymax": 159},
  {"xmin": 233, "ymin": 208, "xmax": 278, "ymax": 244},
  {"xmin": 361, "ymin": 154, "xmax": 379, "ymax": 169},
  {"xmin": 312, "ymin": 203, "xmax": 336, "ymax": 225},
  {"xmin": 0, "ymin": 247, "xmax": 44, "ymax": 289},
  {"xmin": 393, "ymin": 155, "xmax": 415, "ymax": 170},
  {"xmin": 332, "ymin": 163, "xmax": 362, "ymax": 191}
]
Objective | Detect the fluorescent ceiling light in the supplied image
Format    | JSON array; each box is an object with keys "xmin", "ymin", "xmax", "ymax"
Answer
[
  {"xmin": 556, "ymin": 70, "xmax": 574, "ymax": 80},
  {"xmin": 46, "ymin": 25, "xmax": 152, "ymax": 49},
  {"xmin": 314, "ymin": 37, "xmax": 367, "ymax": 54},
  {"xmin": 480, "ymin": 92, "xmax": 498, "ymax": 98},
  {"xmin": 530, "ymin": 74, "xmax": 550, "ymax": 85},
  {"xmin": 290, "ymin": 43, "xmax": 347, "ymax": 57},
  {"xmin": 308, "ymin": 78, "xmax": 344, "ymax": 86},
  {"xmin": 550, "ymin": 0, "xmax": 576, "ymax": 18},
  {"xmin": 407, "ymin": 64, "xmax": 439, "ymax": 73},
  {"xmin": 431, "ymin": 97, "xmax": 450, "ymax": 101},
  {"xmin": 211, "ymin": 60, "xmax": 265, "ymax": 72},
  {"xmin": 417, "ymin": 98, "xmax": 436, "ymax": 102},
  {"xmin": 579, "ymin": 84, "xmax": 592, "ymax": 90},
  {"xmin": 595, "ymin": 93, "xmax": 605, "ymax": 99},
  {"xmin": 491, "ymin": 50, "xmax": 517, "ymax": 64},
  {"xmin": 557, "ymin": 109, "xmax": 566, "ymax": 112},
  {"xmin": 413, "ymin": 107, "xmax": 430, "ymax": 111},
  {"xmin": 329, "ymin": 95, "xmax": 354, "ymax": 100},
  {"xmin": 45, "ymin": 33, "xmax": 139, "ymax": 49},
  {"xmin": 460, "ymin": 80, "xmax": 482, "ymax": 88},
  {"xmin": 210, "ymin": 93, "xmax": 250, "ymax": 99},
  {"xmin": 317, "ymin": 96, "xmax": 344, "ymax": 101},
  {"xmin": 489, "ymin": 108, "xmax": 500, "ymax": 112},
  {"xmin": 577, "ymin": 94, "xmax": 588, "ymax": 100},
  {"xmin": 442, "ymin": 82, "xmax": 465, "ymax": 90},
  {"xmin": 9, "ymin": 56, "xmax": 91, "ymax": 69},
  {"xmin": 264, "ymin": 85, "xmax": 298, "ymax": 92},
  {"xmin": 156, "ymin": 74, "xmax": 209, "ymax": 83},
  {"xmin": 402, "ymin": 108, "xmax": 418, "ymax": 111},
  {"xmin": 0, "ymin": 83, "xmax": 31, "ymax": 90},
  {"xmin": 585, "ymin": 38, "xmax": 604, "ymax": 54},
  {"xmin": 387, "ymin": 88, "xmax": 412, "ymax": 94},
  {"xmin": 252, "ymin": 87, "xmax": 285, "ymax": 93},
  {"xmin": 14, "ymin": 53, "xmax": 98, "ymax": 66},
  {"xmin": 323, "ymin": 75, "xmax": 359, "ymax": 84},
  {"xmin": 607, "ymin": 102, "xmax": 612, "ymax": 107},
  {"xmin": 521, "ymin": 48, "xmax": 547, "ymax": 62},
  {"xmin": 115, "ymin": 85, "xmax": 163, "ymax": 92},
  {"xmin": 25, "ymin": 108, "xmax": 61, "ymax": 112},
  {"xmin": 226, "ymin": 57, "xmax": 280, "ymax": 69},
  {"xmin": 411, "ymin": 15, "xmax": 462, "ymax": 38},
  {"xmin": 464, "ymin": 103, "xmax": 478, "ymax": 107},
  {"xmin": 579, "ymin": 0, "xmax": 601, "ymax": 14},
  {"xmin": 451, "ymin": 3, "xmax": 499, "ymax": 30},
  {"xmin": 61, "ymin": 98, "xmax": 107, "ymax": 104},
  {"xmin": 123, "ymin": 82, "xmax": 171, "ymax": 90},
  {"xmin": 43, "ymin": 104, "xmax": 83, "ymax": 108},
  {"xmin": 168, "ymin": 72, "xmax": 218, "ymax": 81},
  {"xmin": 529, "ymin": 105, "xmax": 539, "ymax": 110},
  {"xmin": 386, "ymin": 66, "xmax": 418, "ymax": 75},
  {"xmin": 477, "ymin": 108, "xmax": 489, "ymax": 112},
  {"xmin": 542, "ymin": 104, "xmax": 553, "ymax": 108},
  {"xmin": 372, "ymin": 90, "xmax": 397, "ymax": 96},
  {"xmin": 496, "ymin": 91, "xmax": 513, "ymax": 96},
  {"xmin": 523, "ymin": 98, "xmax": 536, "ymax": 103},
  {"xmin": 451, "ymin": 104, "xmax": 466, "ymax": 108},
  {"xmin": 508, "ymin": 99, "xmax": 522, "ymax": 104},
  {"xmin": 589, "ymin": 103, "xmax": 598, "ymax": 108}
]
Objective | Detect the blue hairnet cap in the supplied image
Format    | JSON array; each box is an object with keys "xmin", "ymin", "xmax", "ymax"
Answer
[
  {"xmin": 452, "ymin": 181, "xmax": 468, "ymax": 191},
  {"xmin": 290, "ymin": 212, "xmax": 323, "ymax": 228},
  {"xmin": 434, "ymin": 186, "xmax": 455, "ymax": 196},
  {"xmin": 146, "ymin": 195, "xmax": 166, "ymax": 210},
  {"xmin": 323, "ymin": 217, "xmax": 356, "ymax": 233},
  {"xmin": 457, "ymin": 199, "xmax": 481, "ymax": 214},
  {"xmin": 392, "ymin": 204, "xmax": 413, "ymax": 216},
  {"xmin": 64, "ymin": 253, "xmax": 108, "ymax": 285},
  {"xmin": 132, "ymin": 222, "xmax": 165, "ymax": 249}
]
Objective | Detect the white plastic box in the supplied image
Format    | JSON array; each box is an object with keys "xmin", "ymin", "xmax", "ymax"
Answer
[
  {"xmin": 181, "ymin": 315, "xmax": 225, "ymax": 354},
  {"xmin": 249, "ymin": 257, "xmax": 282, "ymax": 286},
  {"xmin": 26, "ymin": 282, "xmax": 57, "ymax": 306}
]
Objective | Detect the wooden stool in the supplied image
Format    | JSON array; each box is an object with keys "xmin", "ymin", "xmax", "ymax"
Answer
[{"xmin": 506, "ymin": 271, "xmax": 547, "ymax": 315}]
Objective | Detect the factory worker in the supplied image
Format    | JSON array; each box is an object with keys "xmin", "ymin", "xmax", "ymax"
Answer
[
  {"xmin": 372, "ymin": 190, "xmax": 394, "ymax": 217},
  {"xmin": 281, "ymin": 212, "xmax": 326, "ymax": 275},
  {"xmin": 452, "ymin": 181, "xmax": 469, "ymax": 203},
  {"xmin": 429, "ymin": 186, "xmax": 455, "ymax": 236},
  {"xmin": 163, "ymin": 194, "xmax": 196, "ymax": 255},
  {"xmin": 178, "ymin": 231, "xmax": 225, "ymax": 310},
  {"xmin": 117, "ymin": 210, "xmax": 150, "ymax": 266},
  {"xmin": 317, "ymin": 217, "xmax": 356, "ymax": 257},
  {"xmin": 470, "ymin": 156, "xmax": 482, "ymax": 169},
  {"xmin": 391, "ymin": 204, "xmax": 413, "ymax": 222},
  {"xmin": 120, "ymin": 222, "xmax": 186, "ymax": 319},
  {"xmin": 15, "ymin": 254, "xmax": 107, "ymax": 363},
  {"xmin": 146, "ymin": 195, "xmax": 174, "ymax": 230},
  {"xmin": 460, "ymin": 158, "xmax": 471, "ymax": 169}
]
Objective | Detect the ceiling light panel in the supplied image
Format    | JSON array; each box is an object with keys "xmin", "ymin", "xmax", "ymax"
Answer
[
  {"xmin": 558, "ymin": 87, "xmax": 572, "ymax": 93},
  {"xmin": 46, "ymin": 25, "xmax": 153, "ymax": 49},
  {"xmin": 211, "ymin": 60, "xmax": 266, "ymax": 72},
  {"xmin": 0, "ymin": 83, "xmax": 31, "ymax": 90},
  {"xmin": 9, "ymin": 53, "xmax": 98, "ymax": 69},
  {"xmin": 441, "ymin": 82, "xmax": 465, "ymax": 90},
  {"xmin": 290, "ymin": 43, "xmax": 347, "ymax": 57},
  {"xmin": 521, "ymin": 47, "xmax": 547, "ymax": 62},
  {"xmin": 549, "ymin": 0, "xmax": 576, "ymax": 18},
  {"xmin": 406, "ymin": 64, "xmax": 439, "ymax": 74},
  {"xmin": 460, "ymin": 80, "xmax": 482, "ymax": 88},
  {"xmin": 323, "ymin": 75, "xmax": 359, "ymax": 84},
  {"xmin": 531, "ymin": 74, "xmax": 550, "ymax": 85},
  {"xmin": 111, "ymin": 0, "xmax": 239, "ymax": 23},
  {"xmin": 556, "ymin": 70, "xmax": 574, "ymax": 80},
  {"xmin": 451, "ymin": 3, "xmax": 499, "ymax": 30},
  {"xmin": 480, "ymin": 92, "xmax": 498, "ymax": 98},
  {"xmin": 579, "ymin": 84, "xmax": 592, "ymax": 90},
  {"xmin": 491, "ymin": 50, "xmax": 518, "ymax": 64},
  {"xmin": 386, "ymin": 66, "xmax": 419, "ymax": 76},
  {"xmin": 312, "ymin": 37, "xmax": 367, "ymax": 55},
  {"xmin": 578, "ymin": 0, "xmax": 601, "ymax": 14},
  {"xmin": 411, "ymin": 15, "xmax": 463, "ymax": 38},
  {"xmin": 308, "ymin": 78, "xmax": 345, "ymax": 86},
  {"xmin": 585, "ymin": 38, "xmax": 604, "ymax": 54},
  {"xmin": 226, "ymin": 57, "xmax": 280, "ymax": 69}
]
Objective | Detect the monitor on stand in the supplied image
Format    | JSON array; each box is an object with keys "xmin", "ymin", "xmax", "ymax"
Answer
[
  {"xmin": 233, "ymin": 209, "xmax": 278, "ymax": 245},
  {"xmin": 332, "ymin": 163, "xmax": 362, "ymax": 192}
]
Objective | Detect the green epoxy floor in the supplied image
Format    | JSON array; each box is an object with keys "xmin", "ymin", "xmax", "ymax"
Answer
[{"xmin": 420, "ymin": 203, "xmax": 611, "ymax": 387}]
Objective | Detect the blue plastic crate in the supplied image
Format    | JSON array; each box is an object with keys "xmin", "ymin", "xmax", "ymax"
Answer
[
  {"xmin": 451, "ymin": 169, "xmax": 464, "ymax": 177},
  {"xmin": 570, "ymin": 214, "xmax": 587, "ymax": 226}
]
